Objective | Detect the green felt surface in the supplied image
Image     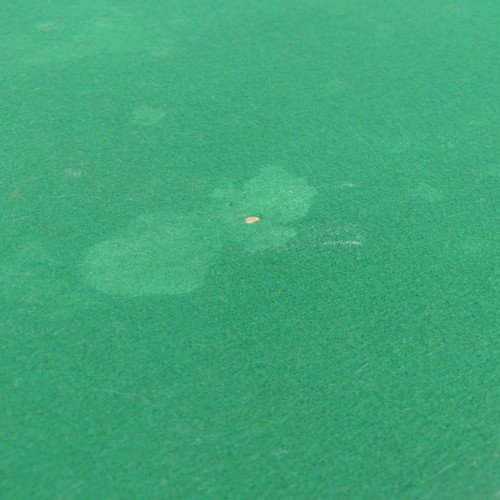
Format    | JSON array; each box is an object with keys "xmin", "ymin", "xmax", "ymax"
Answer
[{"xmin": 1, "ymin": 1, "xmax": 499, "ymax": 498}]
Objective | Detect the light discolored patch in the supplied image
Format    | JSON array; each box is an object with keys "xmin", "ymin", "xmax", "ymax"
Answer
[{"xmin": 82, "ymin": 166, "xmax": 317, "ymax": 297}]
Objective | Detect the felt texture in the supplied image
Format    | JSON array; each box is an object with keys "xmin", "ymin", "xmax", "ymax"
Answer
[{"xmin": 1, "ymin": 0, "xmax": 498, "ymax": 498}]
